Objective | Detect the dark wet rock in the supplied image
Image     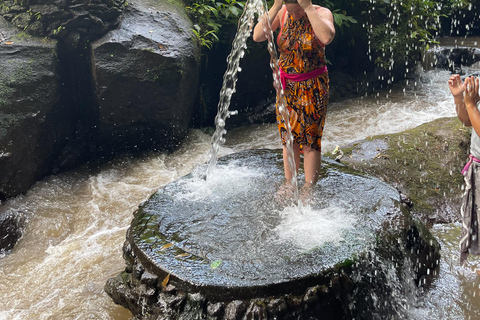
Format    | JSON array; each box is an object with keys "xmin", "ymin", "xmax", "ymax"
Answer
[
  {"xmin": 0, "ymin": 0, "xmax": 125, "ymax": 47},
  {"xmin": 303, "ymin": 286, "xmax": 319, "ymax": 304},
  {"xmin": 425, "ymin": 45, "xmax": 480, "ymax": 74},
  {"xmin": 326, "ymin": 117, "xmax": 469, "ymax": 225},
  {"xmin": 0, "ymin": 17, "xmax": 68, "ymax": 201},
  {"xmin": 244, "ymin": 300, "xmax": 268, "ymax": 319},
  {"xmin": 91, "ymin": 0, "xmax": 200, "ymax": 153},
  {"xmin": 0, "ymin": 0, "xmax": 201, "ymax": 205},
  {"xmin": 207, "ymin": 301, "xmax": 224, "ymax": 317},
  {"xmin": 266, "ymin": 298, "xmax": 287, "ymax": 315},
  {"xmin": 0, "ymin": 210, "xmax": 25, "ymax": 254},
  {"xmin": 224, "ymin": 300, "xmax": 248, "ymax": 320},
  {"xmin": 133, "ymin": 261, "xmax": 145, "ymax": 280},
  {"xmin": 105, "ymin": 149, "xmax": 440, "ymax": 319},
  {"xmin": 141, "ymin": 270, "xmax": 158, "ymax": 287}
]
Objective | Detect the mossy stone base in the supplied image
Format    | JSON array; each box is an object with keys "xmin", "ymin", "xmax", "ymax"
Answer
[
  {"xmin": 326, "ymin": 117, "xmax": 469, "ymax": 224},
  {"xmin": 105, "ymin": 149, "xmax": 440, "ymax": 319}
]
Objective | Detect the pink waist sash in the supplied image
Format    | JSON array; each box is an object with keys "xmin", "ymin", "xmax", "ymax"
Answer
[
  {"xmin": 462, "ymin": 154, "xmax": 480, "ymax": 175},
  {"xmin": 279, "ymin": 65, "xmax": 327, "ymax": 90}
]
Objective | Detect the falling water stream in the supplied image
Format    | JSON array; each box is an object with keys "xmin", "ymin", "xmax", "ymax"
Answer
[{"xmin": 207, "ymin": 0, "xmax": 300, "ymax": 201}]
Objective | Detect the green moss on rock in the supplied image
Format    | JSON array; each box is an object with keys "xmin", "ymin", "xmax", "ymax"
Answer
[{"xmin": 325, "ymin": 117, "xmax": 470, "ymax": 223}]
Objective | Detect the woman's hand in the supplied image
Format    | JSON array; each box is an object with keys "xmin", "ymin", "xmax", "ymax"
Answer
[
  {"xmin": 465, "ymin": 76, "xmax": 479, "ymax": 109},
  {"xmin": 297, "ymin": 0, "xmax": 312, "ymax": 10},
  {"xmin": 273, "ymin": 0, "xmax": 283, "ymax": 9},
  {"xmin": 448, "ymin": 74, "xmax": 464, "ymax": 98}
]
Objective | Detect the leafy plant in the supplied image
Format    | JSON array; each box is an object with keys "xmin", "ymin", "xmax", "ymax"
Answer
[
  {"xmin": 364, "ymin": 0, "xmax": 472, "ymax": 68},
  {"xmin": 191, "ymin": 25, "xmax": 218, "ymax": 49},
  {"xmin": 186, "ymin": 0, "xmax": 245, "ymax": 49},
  {"xmin": 332, "ymin": 9, "xmax": 357, "ymax": 28},
  {"xmin": 321, "ymin": 0, "xmax": 358, "ymax": 29}
]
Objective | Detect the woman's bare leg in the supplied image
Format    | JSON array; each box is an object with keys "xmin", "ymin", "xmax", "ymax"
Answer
[
  {"xmin": 283, "ymin": 143, "xmax": 301, "ymax": 181},
  {"xmin": 303, "ymin": 146, "xmax": 321, "ymax": 185}
]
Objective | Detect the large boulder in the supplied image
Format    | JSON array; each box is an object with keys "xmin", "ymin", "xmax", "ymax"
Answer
[
  {"xmin": 0, "ymin": 0, "xmax": 125, "ymax": 47},
  {"xmin": 426, "ymin": 45, "xmax": 480, "ymax": 73},
  {"xmin": 0, "ymin": 17, "xmax": 65, "ymax": 201},
  {"xmin": 92, "ymin": 0, "xmax": 200, "ymax": 153},
  {"xmin": 0, "ymin": 17, "xmax": 67, "ymax": 252}
]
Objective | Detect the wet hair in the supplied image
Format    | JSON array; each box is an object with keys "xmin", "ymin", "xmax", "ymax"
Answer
[{"xmin": 284, "ymin": 0, "xmax": 298, "ymax": 3}]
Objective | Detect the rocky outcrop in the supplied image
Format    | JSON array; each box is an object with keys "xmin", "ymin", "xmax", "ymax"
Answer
[
  {"xmin": 325, "ymin": 117, "xmax": 470, "ymax": 225},
  {"xmin": 0, "ymin": 0, "xmax": 200, "ymax": 253},
  {"xmin": 0, "ymin": 0, "xmax": 125, "ymax": 48},
  {"xmin": 0, "ymin": 0, "xmax": 200, "ymax": 200},
  {"xmin": 105, "ymin": 149, "xmax": 440, "ymax": 319},
  {"xmin": 92, "ymin": 0, "xmax": 200, "ymax": 152},
  {"xmin": 427, "ymin": 46, "xmax": 480, "ymax": 74},
  {"xmin": 0, "ymin": 209, "xmax": 25, "ymax": 255},
  {"xmin": 0, "ymin": 17, "xmax": 64, "ymax": 201}
]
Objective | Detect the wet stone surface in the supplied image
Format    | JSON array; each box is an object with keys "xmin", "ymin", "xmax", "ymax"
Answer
[{"xmin": 106, "ymin": 149, "xmax": 440, "ymax": 319}]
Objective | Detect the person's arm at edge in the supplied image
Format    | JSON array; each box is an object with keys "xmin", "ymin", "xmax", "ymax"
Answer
[
  {"xmin": 465, "ymin": 76, "xmax": 480, "ymax": 136},
  {"xmin": 449, "ymin": 74, "xmax": 472, "ymax": 127}
]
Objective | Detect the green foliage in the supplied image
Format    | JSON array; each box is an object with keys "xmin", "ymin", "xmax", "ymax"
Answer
[
  {"xmin": 321, "ymin": 0, "xmax": 357, "ymax": 29},
  {"xmin": 186, "ymin": 0, "xmax": 357, "ymax": 50},
  {"xmin": 364, "ymin": 0, "xmax": 471, "ymax": 68},
  {"xmin": 186, "ymin": 0, "xmax": 245, "ymax": 49}
]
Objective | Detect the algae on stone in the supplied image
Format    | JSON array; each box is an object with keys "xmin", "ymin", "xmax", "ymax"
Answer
[{"xmin": 326, "ymin": 117, "xmax": 470, "ymax": 224}]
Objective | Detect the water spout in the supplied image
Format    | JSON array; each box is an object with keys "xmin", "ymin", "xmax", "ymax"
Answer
[{"xmin": 205, "ymin": 0, "xmax": 300, "ymax": 202}]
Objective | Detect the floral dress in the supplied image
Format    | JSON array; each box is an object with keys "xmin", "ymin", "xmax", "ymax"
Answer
[{"xmin": 276, "ymin": 7, "xmax": 329, "ymax": 152}]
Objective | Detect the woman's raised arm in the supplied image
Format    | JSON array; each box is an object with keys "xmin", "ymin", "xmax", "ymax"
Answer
[{"xmin": 253, "ymin": 0, "xmax": 284, "ymax": 42}]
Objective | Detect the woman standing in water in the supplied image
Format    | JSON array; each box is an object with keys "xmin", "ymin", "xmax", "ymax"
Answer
[{"xmin": 253, "ymin": 0, "xmax": 335, "ymax": 187}]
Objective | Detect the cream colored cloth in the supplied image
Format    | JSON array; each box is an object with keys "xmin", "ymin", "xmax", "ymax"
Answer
[{"xmin": 460, "ymin": 159, "xmax": 480, "ymax": 265}]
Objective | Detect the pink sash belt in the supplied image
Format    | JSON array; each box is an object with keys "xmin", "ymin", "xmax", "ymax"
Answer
[
  {"xmin": 279, "ymin": 65, "xmax": 327, "ymax": 90},
  {"xmin": 462, "ymin": 154, "xmax": 480, "ymax": 175}
]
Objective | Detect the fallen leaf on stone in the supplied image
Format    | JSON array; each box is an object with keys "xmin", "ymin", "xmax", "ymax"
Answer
[
  {"xmin": 5, "ymin": 41, "xmax": 13, "ymax": 45},
  {"xmin": 210, "ymin": 259, "xmax": 222, "ymax": 270},
  {"xmin": 161, "ymin": 273, "xmax": 170, "ymax": 287},
  {"xmin": 160, "ymin": 243, "xmax": 174, "ymax": 250}
]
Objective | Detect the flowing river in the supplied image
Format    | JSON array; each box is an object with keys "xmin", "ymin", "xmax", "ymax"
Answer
[{"xmin": 1, "ymin": 53, "xmax": 480, "ymax": 318}]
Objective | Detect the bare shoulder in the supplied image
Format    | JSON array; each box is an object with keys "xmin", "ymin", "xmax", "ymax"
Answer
[
  {"xmin": 274, "ymin": 5, "xmax": 287, "ymax": 25},
  {"xmin": 277, "ymin": 5, "xmax": 287, "ymax": 18},
  {"xmin": 314, "ymin": 5, "xmax": 332, "ymax": 14}
]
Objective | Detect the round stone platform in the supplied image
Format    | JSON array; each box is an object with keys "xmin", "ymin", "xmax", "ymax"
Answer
[{"xmin": 107, "ymin": 149, "xmax": 440, "ymax": 319}]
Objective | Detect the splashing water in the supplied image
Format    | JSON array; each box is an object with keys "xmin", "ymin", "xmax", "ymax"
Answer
[
  {"xmin": 205, "ymin": 0, "xmax": 300, "ymax": 202},
  {"xmin": 274, "ymin": 203, "xmax": 356, "ymax": 252},
  {"xmin": 174, "ymin": 163, "xmax": 265, "ymax": 202}
]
